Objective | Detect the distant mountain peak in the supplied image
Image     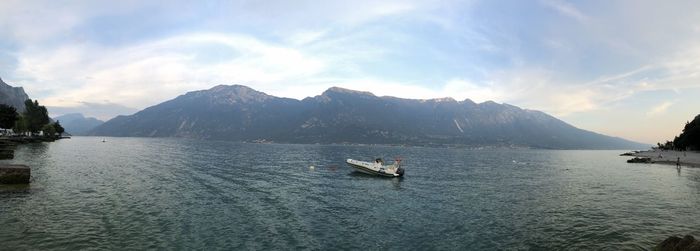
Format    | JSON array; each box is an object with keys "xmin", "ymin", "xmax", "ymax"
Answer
[
  {"xmin": 0, "ymin": 77, "xmax": 30, "ymax": 111},
  {"xmin": 190, "ymin": 84, "xmax": 273, "ymax": 104},
  {"xmin": 53, "ymin": 112, "xmax": 104, "ymax": 135},
  {"xmin": 55, "ymin": 113, "xmax": 86, "ymax": 119},
  {"xmin": 0, "ymin": 77, "xmax": 17, "ymax": 89},
  {"xmin": 461, "ymin": 98, "xmax": 477, "ymax": 105},
  {"xmin": 54, "ymin": 112, "xmax": 103, "ymax": 122},
  {"xmin": 427, "ymin": 97, "xmax": 457, "ymax": 103},
  {"xmin": 209, "ymin": 84, "xmax": 255, "ymax": 92},
  {"xmin": 323, "ymin": 87, "xmax": 376, "ymax": 97}
]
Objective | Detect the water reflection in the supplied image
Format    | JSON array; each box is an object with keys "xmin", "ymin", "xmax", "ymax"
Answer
[
  {"xmin": 347, "ymin": 172, "xmax": 404, "ymax": 190},
  {"xmin": 684, "ymin": 167, "xmax": 700, "ymax": 189},
  {"xmin": 17, "ymin": 142, "xmax": 49, "ymax": 156}
]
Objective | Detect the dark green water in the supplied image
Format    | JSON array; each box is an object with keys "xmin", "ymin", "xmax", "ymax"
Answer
[{"xmin": 1, "ymin": 137, "xmax": 698, "ymax": 250}]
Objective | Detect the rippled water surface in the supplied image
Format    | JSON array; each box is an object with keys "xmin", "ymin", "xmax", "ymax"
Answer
[{"xmin": 1, "ymin": 137, "xmax": 699, "ymax": 250}]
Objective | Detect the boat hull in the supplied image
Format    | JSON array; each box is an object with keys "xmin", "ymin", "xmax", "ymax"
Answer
[{"xmin": 346, "ymin": 159, "xmax": 403, "ymax": 177}]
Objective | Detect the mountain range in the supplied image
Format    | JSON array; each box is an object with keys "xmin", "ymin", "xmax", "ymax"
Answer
[
  {"xmin": 53, "ymin": 113, "xmax": 104, "ymax": 135},
  {"xmin": 0, "ymin": 78, "xmax": 30, "ymax": 111},
  {"xmin": 90, "ymin": 85, "xmax": 645, "ymax": 149}
]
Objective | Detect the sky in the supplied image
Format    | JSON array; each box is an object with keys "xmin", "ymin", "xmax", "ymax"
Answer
[{"xmin": 1, "ymin": 0, "xmax": 699, "ymax": 144}]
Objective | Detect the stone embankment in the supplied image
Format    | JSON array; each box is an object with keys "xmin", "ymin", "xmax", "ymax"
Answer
[
  {"xmin": 655, "ymin": 235, "xmax": 700, "ymax": 251},
  {"xmin": 0, "ymin": 164, "xmax": 30, "ymax": 184},
  {"xmin": 0, "ymin": 136, "xmax": 56, "ymax": 184}
]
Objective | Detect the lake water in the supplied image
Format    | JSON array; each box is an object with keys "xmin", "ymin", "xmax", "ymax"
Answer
[{"xmin": 1, "ymin": 137, "xmax": 699, "ymax": 250}]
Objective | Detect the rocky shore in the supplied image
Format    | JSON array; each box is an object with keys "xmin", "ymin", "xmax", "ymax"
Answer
[{"xmin": 624, "ymin": 149, "xmax": 700, "ymax": 167}]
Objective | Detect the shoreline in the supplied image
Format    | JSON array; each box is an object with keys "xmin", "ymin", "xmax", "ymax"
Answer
[
  {"xmin": 0, "ymin": 135, "xmax": 66, "ymax": 184},
  {"xmin": 628, "ymin": 149, "xmax": 700, "ymax": 168}
]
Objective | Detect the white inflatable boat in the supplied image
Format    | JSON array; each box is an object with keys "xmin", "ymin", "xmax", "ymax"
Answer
[{"xmin": 346, "ymin": 158, "xmax": 404, "ymax": 177}]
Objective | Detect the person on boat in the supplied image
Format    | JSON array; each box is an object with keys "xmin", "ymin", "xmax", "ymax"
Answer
[{"xmin": 375, "ymin": 158, "xmax": 383, "ymax": 167}]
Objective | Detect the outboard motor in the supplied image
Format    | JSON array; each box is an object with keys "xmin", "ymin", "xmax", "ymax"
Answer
[{"xmin": 396, "ymin": 167, "xmax": 405, "ymax": 177}]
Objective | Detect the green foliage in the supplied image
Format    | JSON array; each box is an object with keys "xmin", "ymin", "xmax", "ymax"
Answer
[
  {"xmin": 22, "ymin": 99, "xmax": 50, "ymax": 133},
  {"xmin": 673, "ymin": 114, "xmax": 700, "ymax": 150},
  {"xmin": 0, "ymin": 104, "xmax": 18, "ymax": 129},
  {"xmin": 41, "ymin": 124, "xmax": 56, "ymax": 136},
  {"xmin": 53, "ymin": 121, "xmax": 65, "ymax": 134},
  {"xmin": 656, "ymin": 140, "xmax": 675, "ymax": 150},
  {"xmin": 14, "ymin": 116, "xmax": 28, "ymax": 133}
]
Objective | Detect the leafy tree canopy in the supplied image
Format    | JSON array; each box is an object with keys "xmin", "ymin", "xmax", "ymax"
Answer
[
  {"xmin": 672, "ymin": 114, "xmax": 700, "ymax": 150},
  {"xmin": 22, "ymin": 99, "xmax": 50, "ymax": 133},
  {"xmin": 41, "ymin": 123, "xmax": 56, "ymax": 136},
  {"xmin": 53, "ymin": 121, "xmax": 65, "ymax": 134},
  {"xmin": 0, "ymin": 104, "xmax": 18, "ymax": 129}
]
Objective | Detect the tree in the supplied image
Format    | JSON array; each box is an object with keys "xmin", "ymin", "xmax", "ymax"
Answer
[
  {"xmin": 673, "ymin": 114, "xmax": 700, "ymax": 150},
  {"xmin": 41, "ymin": 124, "xmax": 56, "ymax": 137},
  {"xmin": 0, "ymin": 104, "xmax": 18, "ymax": 129},
  {"xmin": 22, "ymin": 99, "xmax": 50, "ymax": 134},
  {"xmin": 664, "ymin": 140, "xmax": 674, "ymax": 150},
  {"xmin": 14, "ymin": 116, "xmax": 28, "ymax": 134},
  {"xmin": 53, "ymin": 121, "xmax": 65, "ymax": 135}
]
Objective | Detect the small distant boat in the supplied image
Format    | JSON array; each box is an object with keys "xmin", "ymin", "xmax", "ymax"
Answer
[
  {"xmin": 346, "ymin": 158, "xmax": 405, "ymax": 177},
  {"xmin": 101, "ymin": 138, "xmax": 106, "ymax": 143}
]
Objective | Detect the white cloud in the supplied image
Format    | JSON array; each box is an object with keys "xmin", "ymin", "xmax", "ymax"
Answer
[
  {"xmin": 0, "ymin": 1, "xmax": 79, "ymax": 44},
  {"xmin": 441, "ymin": 79, "xmax": 502, "ymax": 103},
  {"xmin": 539, "ymin": 0, "xmax": 590, "ymax": 23},
  {"xmin": 646, "ymin": 101, "xmax": 674, "ymax": 117},
  {"xmin": 476, "ymin": 39, "xmax": 700, "ymax": 117},
  {"xmin": 0, "ymin": 1, "xmax": 146, "ymax": 45},
  {"xmin": 14, "ymin": 33, "xmax": 327, "ymax": 109},
  {"xmin": 286, "ymin": 30, "xmax": 328, "ymax": 46}
]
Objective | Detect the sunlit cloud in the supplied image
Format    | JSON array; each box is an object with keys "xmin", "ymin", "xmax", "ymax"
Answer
[
  {"xmin": 647, "ymin": 101, "xmax": 674, "ymax": 117},
  {"xmin": 14, "ymin": 33, "xmax": 327, "ymax": 109}
]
